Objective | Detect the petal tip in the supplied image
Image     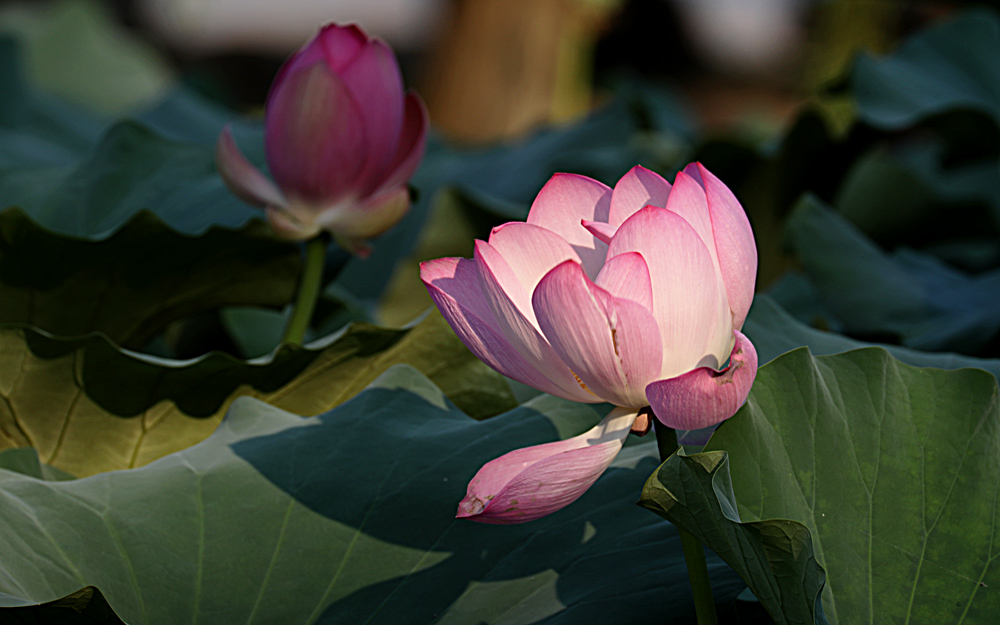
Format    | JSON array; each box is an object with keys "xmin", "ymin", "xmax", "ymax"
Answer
[{"xmin": 456, "ymin": 495, "xmax": 487, "ymax": 519}]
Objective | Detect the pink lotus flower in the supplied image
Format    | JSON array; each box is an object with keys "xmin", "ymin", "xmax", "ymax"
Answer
[
  {"xmin": 216, "ymin": 23, "xmax": 428, "ymax": 255},
  {"xmin": 421, "ymin": 163, "xmax": 758, "ymax": 523}
]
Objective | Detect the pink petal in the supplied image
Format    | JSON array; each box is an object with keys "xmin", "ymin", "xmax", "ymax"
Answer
[
  {"xmin": 645, "ymin": 330, "xmax": 758, "ymax": 430},
  {"xmin": 266, "ymin": 24, "xmax": 366, "ymax": 121},
  {"xmin": 484, "ymin": 222, "xmax": 583, "ymax": 324},
  {"xmin": 264, "ymin": 206, "xmax": 321, "ymax": 241},
  {"xmin": 665, "ymin": 168, "xmax": 718, "ymax": 271},
  {"xmin": 265, "ymin": 60, "xmax": 367, "ymax": 204},
  {"xmin": 475, "ymin": 241, "xmax": 597, "ymax": 403},
  {"xmin": 215, "ymin": 126, "xmax": 286, "ymax": 209},
  {"xmin": 457, "ymin": 406, "xmax": 638, "ymax": 523},
  {"xmin": 695, "ymin": 163, "xmax": 757, "ymax": 330},
  {"xmin": 608, "ymin": 165, "xmax": 672, "ymax": 229},
  {"xmin": 316, "ymin": 187, "xmax": 409, "ymax": 246},
  {"xmin": 608, "ymin": 206, "xmax": 733, "ymax": 377},
  {"xmin": 315, "ymin": 23, "xmax": 369, "ymax": 73},
  {"xmin": 337, "ymin": 38, "xmax": 406, "ymax": 193},
  {"xmin": 370, "ymin": 93, "xmax": 429, "ymax": 196},
  {"xmin": 525, "ymin": 174, "xmax": 612, "ymax": 278},
  {"xmin": 533, "ymin": 261, "xmax": 662, "ymax": 407},
  {"xmin": 594, "ymin": 251, "xmax": 653, "ymax": 311},
  {"xmin": 420, "ymin": 257, "xmax": 573, "ymax": 397},
  {"xmin": 581, "ymin": 220, "xmax": 616, "ymax": 245}
]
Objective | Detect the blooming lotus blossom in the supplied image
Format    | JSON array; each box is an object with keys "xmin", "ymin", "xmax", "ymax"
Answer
[
  {"xmin": 216, "ymin": 23, "xmax": 428, "ymax": 255},
  {"xmin": 421, "ymin": 163, "xmax": 758, "ymax": 523}
]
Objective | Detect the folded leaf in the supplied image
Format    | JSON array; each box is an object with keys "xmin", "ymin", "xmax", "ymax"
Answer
[
  {"xmin": 640, "ymin": 346, "xmax": 1000, "ymax": 624},
  {"xmin": 0, "ymin": 312, "xmax": 516, "ymax": 476}
]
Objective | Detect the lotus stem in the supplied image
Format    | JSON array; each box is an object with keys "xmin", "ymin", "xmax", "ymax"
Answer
[
  {"xmin": 653, "ymin": 420, "xmax": 718, "ymax": 625},
  {"xmin": 283, "ymin": 235, "xmax": 328, "ymax": 346}
]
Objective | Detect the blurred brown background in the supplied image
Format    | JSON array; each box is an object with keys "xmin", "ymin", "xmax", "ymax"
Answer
[{"xmin": 0, "ymin": 0, "xmax": 958, "ymax": 143}]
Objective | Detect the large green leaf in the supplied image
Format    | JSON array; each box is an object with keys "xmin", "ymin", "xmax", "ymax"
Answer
[
  {"xmin": 0, "ymin": 120, "xmax": 261, "ymax": 237},
  {"xmin": 744, "ymin": 294, "xmax": 1000, "ymax": 384},
  {"xmin": 0, "ymin": 209, "xmax": 300, "ymax": 347},
  {"xmin": 831, "ymin": 139, "xmax": 1000, "ymax": 247},
  {"xmin": 0, "ymin": 0, "xmax": 174, "ymax": 115},
  {"xmin": 781, "ymin": 195, "xmax": 1000, "ymax": 355},
  {"xmin": 640, "ymin": 347, "xmax": 1000, "ymax": 624},
  {"xmin": 0, "ymin": 365, "xmax": 747, "ymax": 624},
  {"xmin": 850, "ymin": 9, "xmax": 1000, "ymax": 132},
  {"xmin": 0, "ymin": 34, "xmax": 110, "ymax": 164},
  {"xmin": 0, "ymin": 312, "xmax": 516, "ymax": 477}
]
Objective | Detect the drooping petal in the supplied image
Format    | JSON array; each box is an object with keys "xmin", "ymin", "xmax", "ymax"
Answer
[
  {"xmin": 608, "ymin": 165, "xmax": 672, "ymax": 229},
  {"xmin": 690, "ymin": 163, "xmax": 757, "ymax": 330},
  {"xmin": 608, "ymin": 206, "xmax": 733, "ymax": 377},
  {"xmin": 215, "ymin": 126, "xmax": 286, "ymax": 209},
  {"xmin": 420, "ymin": 257, "xmax": 573, "ymax": 398},
  {"xmin": 265, "ymin": 60, "xmax": 367, "ymax": 204},
  {"xmin": 526, "ymin": 174, "xmax": 612, "ymax": 278},
  {"xmin": 645, "ymin": 330, "xmax": 758, "ymax": 430},
  {"xmin": 337, "ymin": 37, "xmax": 406, "ymax": 191},
  {"xmin": 594, "ymin": 251, "xmax": 653, "ymax": 312},
  {"xmin": 369, "ymin": 93, "xmax": 429, "ymax": 196},
  {"xmin": 457, "ymin": 406, "xmax": 638, "ymax": 523},
  {"xmin": 474, "ymin": 241, "xmax": 597, "ymax": 403},
  {"xmin": 485, "ymin": 222, "xmax": 583, "ymax": 324},
  {"xmin": 533, "ymin": 261, "xmax": 662, "ymax": 407}
]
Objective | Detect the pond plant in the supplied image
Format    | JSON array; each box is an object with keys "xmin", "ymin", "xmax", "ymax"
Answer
[{"xmin": 0, "ymin": 6, "xmax": 998, "ymax": 625}]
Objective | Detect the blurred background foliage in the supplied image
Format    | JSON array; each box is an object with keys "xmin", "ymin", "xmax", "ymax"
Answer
[
  {"xmin": 1, "ymin": 1, "xmax": 1000, "ymax": 621},
  {"xmin": 0, "ymin": 0, "xmax": 997, "ymax": 361}
]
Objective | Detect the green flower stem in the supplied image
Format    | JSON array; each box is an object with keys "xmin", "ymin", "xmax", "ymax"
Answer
[
  {"xmin": 653, "ymin": 420, "xmax": 718, "ymax": 625},
  {"xmin": 282, "ymin": 235, "xmax": 328, "ymax": 346}
]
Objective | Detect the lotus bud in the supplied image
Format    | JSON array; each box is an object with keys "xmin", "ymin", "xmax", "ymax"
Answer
[{"xmin": 216, "ymin": 23, "xmax": 429, "ymax": 256}]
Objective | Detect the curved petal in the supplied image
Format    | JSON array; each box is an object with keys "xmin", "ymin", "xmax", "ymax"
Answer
[
  {"xmin": 264, "ymin": 206, "xmax": 321, "ymax": 241},
  {"xmin": 315, "ymin": 23, "xmax": 369, "ymax": 73},
  {"xmin": 581, "ymin": 220, "xmax": 616, "ymax": 245},
  {"xmin": 475, "ymin": 241, "xmax": 597, "ymax": 403},
  {"xmin": 665, "ymin": 168, "xmax": 718, "ymax": 272},
  {"xmin": 265, "ymin": 60, "xmax": 367, "ymax": 204},
  {"xmin": 609, "ymin": 165, "xmax": 672, "ymax": 229},
  {"xmin": 695, "ymin": 163, "xmax": 757, "ymax": 330},
  {"xmin": 533, "ymin": 261, "xmax": 662, "ymax": 407},
  {"xmin": 316, "ymin": 187, "xmax": 409, "ymax": 240},
  {"xmin": 645, "ymin": 330, "xmax": 758, "ymax": 430},
  {"xmin": 594, "ymin": 251, "xmax": 653, "ymax": 311},
  {"xmin": 337, "ymin": 37, "xmax": 405, "ymax": 191},
  {"xmin": 370, "ymin": 93, "xmax": 428, "ymax": 196},
  {"xmin": 608, "ymin": 206, "xmax": 733, "ymax": 377},
  {"xmin": 267, "ymin": 27, "xmax": 334, "ymax": 93},
  {"xmin": 420, "ymin": 257, "xmax": 572, "ymax": 397},
  {"xmin": 526, "ymin": 173, "xmax": 612, "ymax": 278},
  {"xmin": 485, "ymin": 222, "xmax": 583, "ymax": 323},
  {"xmin": 216, "ymin": 126, "xmax": 286, "ymax": 209},
  {"xmin": 457, "ymin": 407, "xmax": 638, "ymax": 524}
]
